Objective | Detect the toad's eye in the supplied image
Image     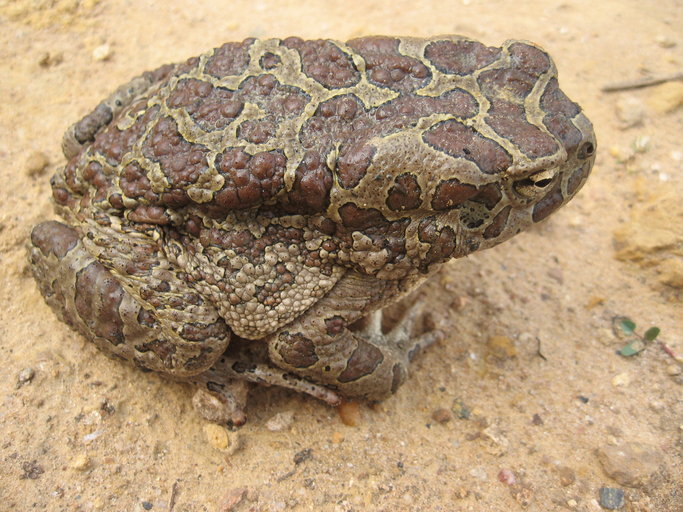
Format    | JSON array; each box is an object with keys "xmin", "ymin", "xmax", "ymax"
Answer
[{"xmin": 513, "ymin": 169, "xmax": 555, "ymax": 199}]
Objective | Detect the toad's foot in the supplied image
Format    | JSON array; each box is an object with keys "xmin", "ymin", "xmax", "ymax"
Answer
[{"xmin": 353, "ymin": 304, "xmax": 445, "ymax": 364}]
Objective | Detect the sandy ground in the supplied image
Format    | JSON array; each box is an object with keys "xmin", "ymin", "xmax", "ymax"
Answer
[{"xmin": 1, "ymin": 1, "xmax": 681, "ymax": 511}]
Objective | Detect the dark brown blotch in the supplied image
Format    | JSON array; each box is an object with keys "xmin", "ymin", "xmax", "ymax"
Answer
[
  {"xmin": 135, "ymin": 339, "xmax": 177, "ymax": 368},
  {"xmin": 541, "ymin": 78, "xmax": 581, "ymax": 118},
  {"xmin": 325, "ymin": 316, "xmax": 346, "ymax": 336},
  {"xmin": 387, "ymin": 173, "xmax": 422, "ymax": 211},
  {"xmin": 486, "ymin": 99, "xmax": 558, "ymax": 158},
  {"xmin": 277, "ymin": 332, "xmax": 319, "ymax": 368},
  {"xmin": 128, "ymin": 205, "xmax": 170, "ymax": 225},
  {"xmin": 75, "ymin": 261, "xmax": 125, "ymax": 346},
  {"xmin": 91, "ymin": 103, "xmax": 158, "ymax": 166},
  {"xmin": 260, "ymin": 52, "xmax": 281, "ymax": 70},
  {"xmin": 282, "ymin": 37, "xmax": 360, "ymax": 89},
  {"xmin": 483, "ymin": 205, "xmax": 511, "ymax": 239},
  {"xmin": 425, "ymin": 39, "xmax": 501, "ymax": 75},
  {"xmin": 470, "ymin": 183, "xmax": 502, "ymax": 210},
  {"xmin": 212, "ymin": 149, "xmax": 286, "ymax": 212},
  {"xmin": 279, "ymin": 151, "xmax": 333, "ymax": 213},
  {"xmin": 30, "ymin": 221, "xmax": 79, "ymax": 259},
  {"xmin": 477, "ymin": 67, "xmax": 539, "ymax": 102},
  {"xmin": 417, "ymin": 218, "xmax": 457, "ymax": 272},
  {"xmin": 566, "ymin": 164, "xmax": 589, "ymax": 196},
  {"xmin": 205, "ymin": 39, "xmax": 255, "ymax": 78},
  {"xmin": 143, "ymin": 116, "xmax": 209, "ymax": 188},
  {"xmin": 336, "ymin": 142, "xmax": 376, "ymax": 189},
  {"xmin": 348, "ymin": 36, "xmax": 431, "ymax": 93},
  {"xmin": 532, "ymin": 181, "xmax": 565, "ymax": 222},
  {"xmin": 120, "ymin": 163, "xmax": 152, "ymax": 200},
  {"xmin": 431, "ymin": 179, "xmax": 479, "ymax": 210},
  {"xmin": 337, "ymin": 339, "xmax": 384, "ymax": 383},
  {"xmin": 338, "ymin": 203, "xmax": 388, "ymax": 231},
  {"xmin": 391, "ymin": 363, "xmax": 405, "ymax": 393},
  {"xmin": 167, "ymin": 78, "xmax": 243, "ymax": 131},
  {"xmin": 423, "ymin": 120, "xmax": 512, "ymax": 174},
  {"xmin": 181, "ymin": 321, "xmax": 229, "ymax": 342},
  {"xmin": 238, "ymin": 119, "xmax": 276, "ymax": 144},
  {"xmin": 508, "ymin": 42, "xmax": 551, "ymax": 75}
]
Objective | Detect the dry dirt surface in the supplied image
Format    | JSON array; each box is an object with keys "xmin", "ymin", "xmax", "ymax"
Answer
[{"xmin": 1, "ymin": 1, "xmax": 681, "ymax": 511}]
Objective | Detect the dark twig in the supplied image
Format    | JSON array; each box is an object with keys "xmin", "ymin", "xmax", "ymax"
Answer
[
  {"xmin": 536, "ymin": 336, "xmax": 547, "ymax": 361},
  {"xmin": 601, "ymin": 71, "xmax": 683, "ymax": 92},
  {"xmin": 169, "ymin": 480, "xmax": 179, "ymax": 511}
]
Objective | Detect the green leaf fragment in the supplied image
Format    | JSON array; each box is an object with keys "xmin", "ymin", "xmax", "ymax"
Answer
[
  {"xmin": 644, "ymin": 327, "xmax": 660, "ymax": 342},
  {"xmin": 618, "ymin": 318, "xmax": 636, "ymax": 334},
  {"xmin": 619, "ymin": 339, "xmax": 646, "ymax": 357}
]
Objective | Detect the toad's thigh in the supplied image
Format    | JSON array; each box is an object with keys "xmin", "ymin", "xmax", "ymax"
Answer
[{"xmin": 29, "ymin": 220, "xmax": 230, "ymax": 376}]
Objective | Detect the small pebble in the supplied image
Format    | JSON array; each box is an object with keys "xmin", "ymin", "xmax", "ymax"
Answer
[
  {"xmin": 92, "ymin": 44, "xmax": 113, "ymax": 61},
  {"xmin": 567, "ymin": 498, "xmax": 578, "ymax": 508},
  {"xmin": 217, "ymin": 487, "xmax": 247, "ymax": 512},
  {"xmin": 337, "ymin": 400, "xmax": 361, "ymax": 426},
  {"xmin": 431, "ymin": 408, "xmax": 452, "ymax": 424},
  {"xmin": 599, "ymin": 487, "xmax": 625, "ymax": 510},
  {"xmin": 649, "ymin": 82, "xmax": 683, "ymax": 113},
  {"xmin": 597, "ymin": 442, "xmax": 661, "ymax": 488},
  {"xmin": 265, "ymin": 411, "xmax": 294, "ymax": 431},
  {"xmin": 486, "ymin": 335, "xmax": 517, "ymax": 360},
  {"xmin": 531, "ymin": 413, "xmax": 544, "ymax": 426},
  {"xmin": 453, "ymin": 487, "xmax": 469, "ymax": 499},
  {"xmin": 557, "ymin": 465, "xmax": 576, "ymax": 486},
  {"xmin": 468, "ymin": 467, "xmax": 488, "ymax": 481},
  {"xmin": 141, "ymin": 502, "xmax": 153, "ymax": 510},
  {"xmin": 204, "ymin": 423, "xmax": 230, "ymax": 451},
  {"xmin": 24, "ymin": 151, "xmax": 49, "ymax": 177},
  {"xmin": 666, "ymin": 364, "xmax": 681, "ymax": 376},
  {"xmin": 450, "ymin": 295, "xmax": 469, "ymax": 310},
  {"xmin": 655, "ymin": 35, "xmax": 677, "ymax": 48},
  {"xmin": 648, "ymin": 400, "xmax": 664, "ymax": 412},
  {"xmin": 21, "ymin": 460, "xmax": 44, "ymax": 480},
  {"xmin": 615, "ymin": 96, "xmax": 645, "ymax": 128},
  {"xmin": 611, "ymin": 372, "xmax": 631, "ymax": 387},
  {"xmin": 497, "ymin": 468, "xmax": 516, "ymax": 485},
  {"xmin": 547, "ymin": 267, "xmax": 564, "ymax": 284},
  {"xmin": 71, "ymin": 453, "xmax": 91, "ymax": 471},
  {"xmin": 16, "ymin": 367, "xmax": 35, "ymax": 387},
  {"xmin": 38, "ymin": 52, "xmax": 63, "ymax": 67},
  {"xmin": 482, "ymin": 425, "xmax": 509, "ymax": 456},
  {"xmin": 83, "ymin": 429, "xmax": 103, "ymax": 443}
]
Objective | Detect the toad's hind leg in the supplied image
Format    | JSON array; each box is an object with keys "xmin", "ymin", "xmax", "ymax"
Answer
[
  {"xmin": 29, "ymin": 220, "xmax": 231, "ymax": 377},
  {"xmin": 268, "ymin": 272, "xmax": 445, "ymax": 401}
]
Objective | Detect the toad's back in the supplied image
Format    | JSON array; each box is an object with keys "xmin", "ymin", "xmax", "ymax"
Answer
[{"xmin": 55, "ymin": 36, "xmax": 592, "ymax": 233}]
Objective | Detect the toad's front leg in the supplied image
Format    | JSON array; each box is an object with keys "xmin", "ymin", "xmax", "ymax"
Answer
[{"xmin": 267, "ymin": 271, "xmax": 445, "ymax": 401}]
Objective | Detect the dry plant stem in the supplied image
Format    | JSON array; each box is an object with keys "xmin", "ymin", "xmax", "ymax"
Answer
[{"xmin": 601, "ymin": 71, "xmax": 683, "ymax": 92}]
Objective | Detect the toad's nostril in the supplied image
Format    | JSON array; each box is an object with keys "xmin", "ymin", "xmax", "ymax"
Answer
[{"xmin": 578, "ymin": 141, "xmax": 595, "ymax": 159}]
